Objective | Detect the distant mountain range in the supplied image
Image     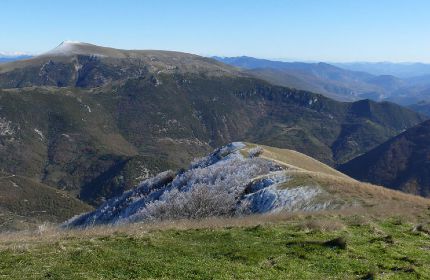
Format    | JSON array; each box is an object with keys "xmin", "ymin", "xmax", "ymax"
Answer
[
  {"xmin": 214, "ymin": 56, "xmax": 430, "ymax": 106},
  {"xmin": 333, "ymin": 62, "xmax": 430, "ymax": 78},
  {"xmin": 0, "ymin": 54, "xmax": 33, "ymax": 63}
]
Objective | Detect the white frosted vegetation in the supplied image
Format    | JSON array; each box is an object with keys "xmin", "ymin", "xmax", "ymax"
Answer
[
  {"xmin": 34, "ymin": 128, "xmax": 44, "ymax": 140},
  {"xmin": 65, "ymin": 142, "xmax": 331, "ymax": 228},
  {"xmin": 243, "ymin": 184, "xmax": 324, "ymax": 213},
  {"xmin": 0, "ymin": 117, "xmax": 14, "ymax": 136},
  {"xmin": 247, "ymin": 146, "xmax": 263, "ymax": 158}
]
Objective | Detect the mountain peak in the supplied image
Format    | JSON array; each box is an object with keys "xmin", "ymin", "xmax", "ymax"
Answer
[
  {"xmin": 56, "ymin": 40, "xmax": 87, "ymax": 48},
  {"xmin": 60, "ymin": 40, "xmax": 84, "ymax": 45},
  {"xmin": 42, "ymin": 41, "xmax": 106, "ymax": 57}
]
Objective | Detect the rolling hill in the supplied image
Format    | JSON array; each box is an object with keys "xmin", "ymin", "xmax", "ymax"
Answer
[
  {"xmin": 66, "ymin": 142, "xmax": 429, "ymax": 227},
  {"xmin": 0, "ymin": 42, "xmax": 426, "ymax": 207}
]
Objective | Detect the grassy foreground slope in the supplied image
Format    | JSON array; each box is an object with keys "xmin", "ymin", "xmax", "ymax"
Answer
[
  {"xmin": 1, "ymin": 214, "xmax": 430, "ymax": 279},
  {"xmin": 1, "ymin": 143, "xmax": 430, "ymax": 279}
]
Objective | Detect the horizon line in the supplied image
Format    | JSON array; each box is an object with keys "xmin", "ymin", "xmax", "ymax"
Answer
[{"xmin": 2, "ymin": 41, "xmax": 430, "ymax": 64}]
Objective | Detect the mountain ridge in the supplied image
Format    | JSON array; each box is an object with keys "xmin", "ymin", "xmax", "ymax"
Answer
[
  {"xmin": 215, "ymin": 56, "xmax": 430, "ymax": 106},
  {"xmin": 1, "ymin": 41, "xmax": 242, "ymax": 77},
  {"xmin": 66, "ymin": 142, "xmax": 430, "ymax": 227},
  {"xmin": 0, "ymin": 42, "xmax": 426, "ymax": 209},
  {"xmin": 333, "ymin": 62, "xmax": 430, "ymax": 78}
]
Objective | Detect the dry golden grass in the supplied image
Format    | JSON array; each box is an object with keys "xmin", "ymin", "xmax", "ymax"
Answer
[
  {"xmin": 243, "ymin": 142, "xmax": 351, "ymax": 178},
  {"xmin": 1, "ymin": 201, "xmax": 428, "ymax": 248},
  {"xmin": 282, "ymin": 169, "xmax": 430, "ymax": 218},
  {"xmin": 243, "ymin": 142, "xmax": 430, "ymax": 210},
  {"xmin": 238, "ymin": 143, "xmax": 430, "ymax": 230}
]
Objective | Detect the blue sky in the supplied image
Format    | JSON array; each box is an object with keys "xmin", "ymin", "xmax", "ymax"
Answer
[{"xmin": 1, "ymin": 0, "xmax": 429, "ymax": 62}]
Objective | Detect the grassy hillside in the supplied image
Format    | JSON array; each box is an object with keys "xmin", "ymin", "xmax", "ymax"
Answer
[
  {"xmin": 1, "ymin": 142, "xmax": 430, "ymax": 278},
  {"xmin": 243, "ymin": 143, "xmax": 429, "ymax": 209},
  {"xmin": 244, "ymin": 142, "xmax": 350, "ymax": 178},
  {"xmin": 1, "ymin": 213, "xmax": 430, "ymax": 279}
]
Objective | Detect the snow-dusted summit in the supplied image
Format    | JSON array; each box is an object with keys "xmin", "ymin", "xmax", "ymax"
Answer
[
  {"xmin": 0, "ymin": 41, "xmax": 241, "ymax": 78},
  {"xmin": 42, "ymin": 41, "xmax": 107, "ymax": 57}
]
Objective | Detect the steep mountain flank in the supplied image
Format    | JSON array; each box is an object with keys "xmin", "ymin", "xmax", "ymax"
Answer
[
  {"xmin": 339, "ymin": 120, "xmax": 430, "ymax": 197},
  {"xmin": 0, "ymin": 171, "xmax": 92, "ymax": 231}
]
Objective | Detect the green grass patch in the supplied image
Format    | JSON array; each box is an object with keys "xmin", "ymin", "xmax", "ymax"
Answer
[
  {"xmin": 1, "ymin": 218, "xmax": 429, "ymax": 279},
  {"xmin": 277, "ymin": 174, "xmax": 319, "ymax": 190}
]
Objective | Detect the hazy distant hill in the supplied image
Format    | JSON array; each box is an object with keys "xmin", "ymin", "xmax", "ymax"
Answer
[
  {"xmin": 215, "ymin": 56, "xmax": 430, "ymax": 106},
  {"xmin": 0, "ymin": 55, "xmax": 33, "ymax": 64},
  {"xmin": 409, "ymin": 101, "xmax": 430, "ymax": 116},
  {"xmin": 334, "ymin": 62, "xmax": 430, "ymax": 78}
]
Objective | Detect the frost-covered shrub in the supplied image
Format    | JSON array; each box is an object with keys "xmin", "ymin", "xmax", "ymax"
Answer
[
  {"xmin": 0, "ymin": 117, "xmax": 14, "ymax": 136},
  {"xmin": 248, "ymin": 146, "xmax": 263, "ymax": 158},
  {"xmin": 135, "ymin": 184, "xmax": 236, "ymax": 221},
  {"xmin": 130, "ymin": 156, "xmax": 280, "ymax": 222},
  {"xmin": 175, "ymin": 156, "xmax": 279, "ymax": 195},
  {"xmin": 138, "ymin": 170, "xmax": 176, "ymax": 190},
  {"xmin": 64, "ymin": 142, "xmax": 297, "ymax": 228},
  {"xmin": 64, "ymin": 170, "xmax": 176, "ymax": 227},
  {"xmin": 189, "ymin": 156, "xmax": 211, "ymax": 169},
  {"xmin": 189, "ymin": 142, "xmax": 246, "ymax": 169}
]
